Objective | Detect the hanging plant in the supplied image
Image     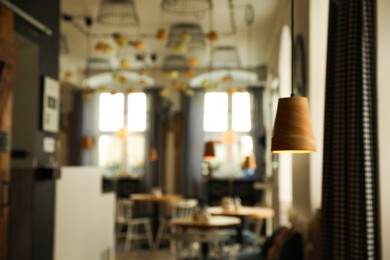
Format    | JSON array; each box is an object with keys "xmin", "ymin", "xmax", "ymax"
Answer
[
  {"xmin": 95, "ymin": 41, "xmax": 113, "ymax": 53},
  {"xmin": 222, "ymin": 74, "xmax": 233, "ymax": 83},
  {"xmin": 171, "ymin": 42, "xmax": 187, "ymax": 53},
  {"xmin": 227, "ymin": 87, "xmax": 237, "ymax": 95},
  {"xmin": 117, "ymin": 75, "xmax": 128, "ymax": 84},
  {"xmin": 179, "ymin": 31, "xmax": 192, "ymax": 42},
  {"xmin": 184, "ymin": 88, "xmax": 194, "ymax": 96},
  {"xmin": 159, "ymin": 87, "xmax": 170, "ymax": 97},
  {"xmin": 206, "ymin": 30, "xmax": 219, "ymax": 41},
  {"xmin": 81, "ymin": 90, "xmax": 93, "ymax": 100},
  {"xmin": 113, "ymin": 34, "xmax": 129, "ymax": 47},
  {"xmin": 133, "ymin": 41, "xmax": 144, "ymax": 51},
  {"xmin": 126, "ymin": 87, "xmax": 135, "ymax": 94},
  {"xmin": 139, "ymin": 79, "xmax": 147, "ymax": 87},
  {"xmin": 184, "ymin": 69, "xmax": 196, "ymax": 78},
  {"xmin": 120, "ymin": 59, "xmax": 130, "ymax": 70},
  {"xmin": 156, "ymin": 28, "xmax": 167, "ymax": 40},
  {"xmin": 187, "ymin": 56, "xmax": 199, "ymax": 67},
  {"xmin": 64, "ymin": 70, "xmax": 73, "ymax": 80}
]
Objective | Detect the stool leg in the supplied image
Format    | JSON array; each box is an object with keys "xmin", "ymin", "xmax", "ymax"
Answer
[
  {"xmin": 144, "ymin": 221, "xmax": 155, "ymax": 250},
  {"xmin": 124, "ymin": 223, "xmax": 133, "ymax": 251}
]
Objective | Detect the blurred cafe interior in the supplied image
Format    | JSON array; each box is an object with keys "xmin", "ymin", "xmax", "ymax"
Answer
[{"xmin": 1, "ymin": 0, "xmax": 389, "ymax": 259}]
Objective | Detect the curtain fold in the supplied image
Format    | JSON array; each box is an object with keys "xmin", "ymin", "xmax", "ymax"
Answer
[
  {"xmin": 321, "ymin": 0, "xmax": 379, "ymax": 259},
  {"xmin": 142, "ymin": 88, "xmax": 164, "ymax": 193},
  {"xmin": 180, "ymin": 90, "xmax": 204, "ymax": 199},
  {"xmin": 70, "ymin": 90, "xmax": 96, "ymax": 165},
  {"xmin": 248, "ymin": 87, "xmax": 266, "ymax": 181}
]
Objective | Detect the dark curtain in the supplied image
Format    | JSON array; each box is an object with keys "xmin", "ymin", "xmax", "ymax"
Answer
[
  {"xmin": 142, "ymin": 88, "xmax": 165, "ymax": 192},
  {"xmin": 70, "ymin": 90, "xmax": 96, "ymax": 165},
  {"xmin": 181, "ymin": 90, "xmax": 204, "ymax": 199},
  {"xmin": 69, "ymin": 91, "xmax": 83, "ymax": 165},
  {"xmin": 248, "ymin": 87, "xmax": 266, "ymax": 181},
  {"xmin": 321, "ymin": 0, "xmax": 379, "ymax": 259}
]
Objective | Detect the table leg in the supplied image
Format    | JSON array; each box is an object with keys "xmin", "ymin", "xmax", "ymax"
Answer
[
  {"xmin": 151, "ymin": 202, "xmax": 159, "ymax": 240},
  {"xmin": 236, "ymin": 217, "xmax": 248, "ymax": 246},
  {"xmin": 201, "ymin": 242, "xmax": 209, "ymax": 260}
]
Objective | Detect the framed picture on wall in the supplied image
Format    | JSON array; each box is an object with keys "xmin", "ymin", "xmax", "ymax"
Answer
[{"xmin": 41, "ymin": 76, "xmax": 60, "ymax": 133}]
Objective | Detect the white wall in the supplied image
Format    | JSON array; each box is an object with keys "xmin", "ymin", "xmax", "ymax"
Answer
[
  {"xmin": 55, "ymin": 167, "xmax": 115, "ymax": 260},
  {"xmin": 377, "ymin": 0, "xmax": 390, "ymax": 258},
  {"xmin": 309, "ymin": 0, "xmax": 328, "ymax": 212}
]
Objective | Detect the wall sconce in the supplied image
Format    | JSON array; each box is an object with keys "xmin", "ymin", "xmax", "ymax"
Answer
[
  {"xmin": 81, "ymin": 136, "xmax": 94, "ymax": 149},
  {"xmin": 149, "ymin": 148, "xmax": 158, "ymax": 162}
]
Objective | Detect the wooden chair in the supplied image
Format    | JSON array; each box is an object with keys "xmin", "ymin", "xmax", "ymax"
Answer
[
  {"xmin": 154, "ymin": 198, "xmax": 198, "ymax": 249},
  {"xmin": 116, "ymin": 199, "xmax": 154, "ymax": 251}
]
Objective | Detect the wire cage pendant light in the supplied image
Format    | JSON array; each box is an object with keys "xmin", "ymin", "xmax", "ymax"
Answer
[
  {"xmin": 97, "ymin": 0, "xmax": 140, "ymax": 27},
  {"xmin": 271, "ymin": 0, "xmax": 316, "ymax": 153},
  {"xmin": 161, "ymin": 0, "xmax": 212, "ymax": 16}
]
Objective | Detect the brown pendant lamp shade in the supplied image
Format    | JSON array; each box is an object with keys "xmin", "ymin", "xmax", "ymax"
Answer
[
  {"xmin": 271, "ymin": 97, "xmax": 316, "ymax": 153},
  {"xmin": 203, "ymin": 141, "xmax": 215, "ymax": 160},
  {"xmin": 243, "ymin": 155, "xmax": 256, "ymax": 169}
]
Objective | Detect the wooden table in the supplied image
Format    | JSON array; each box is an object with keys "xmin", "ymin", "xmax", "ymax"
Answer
[
  {"xmin": 171, "ymin": 216, "xmax": 241, "ymax": 259},
  {"xmin": 130, "ymin": 193, "xmax": 183, "ymax": 238},
  {"xmin": 208, "ymin": 206, "xmax": 275, "ymax": 245},
  {"xmin": 208, "ymin": 206, "xmax": 275, "ymax": 219},
  {"xmin": 171, "ymin": 216, "xmax": 240, "ymax": 229}
]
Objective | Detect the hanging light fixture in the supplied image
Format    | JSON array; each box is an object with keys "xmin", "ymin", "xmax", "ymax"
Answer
[
  {"xmin": 161, "ymin": 0, "xmax": 212, "ymax": 16},
  {"xmin": 97, "ymin": 0, "xmax": 139, "ymax": 27},
  {"xmin": 203, "ymin": 141, "xmax": 215, "ymax": 160},
  {"xmin": 271, "ymin": 0, "xmax": 316, "ymax": 153}
]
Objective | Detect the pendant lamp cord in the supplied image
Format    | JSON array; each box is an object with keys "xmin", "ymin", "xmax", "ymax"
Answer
[{"xmin": 291, "ymin": 0, "xmax": 294, "ymax": 97}]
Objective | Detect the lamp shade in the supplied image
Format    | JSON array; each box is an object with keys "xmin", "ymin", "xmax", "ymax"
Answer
[
  {"xmin": 271, "ymin": 97, "xmax": 316, "ymax": 153},
  {"xmin": 97, "ymin": 0, "xmax": 139, "ymax": 26},
  {"xmin": 203, "ymin": 141, "xmax": 215, "ymax": 160},
  {"xmin": 161, "ymin": 0, "xmax": 212, "ymax": 15},
  {"xmin": 243, "ymin": 155, "xmax": 256, "ymax": 169}
]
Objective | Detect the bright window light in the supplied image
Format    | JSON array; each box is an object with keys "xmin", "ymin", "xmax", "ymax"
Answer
[
  {"xmin": 128, "ymin": 93, "xmax": 147, "ymax": 132},
  {"xmin": 99, "ymin": 93, "xmax": 124, "ymax": 132},
  {"xmin": 232, "ymin": 92, "xmax": 251, "ymax": 132},
  {"xmin": 203, "ymin": 92, "xmax": 228, "ymax": 131},
  {"xmin": 98, "ymin": 135, "xmax": 122, "ymax": 169}
]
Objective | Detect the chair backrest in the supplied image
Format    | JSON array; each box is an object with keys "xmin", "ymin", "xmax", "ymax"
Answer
[
  {"xmin": 116, "ymin": 199, "xmax": 134, "ymax": 223},
  {"xmin": 170, "ymin": 199, "xmax": 198, "ymax": 219}
]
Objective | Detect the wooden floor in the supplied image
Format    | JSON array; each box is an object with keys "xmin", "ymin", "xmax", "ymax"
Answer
[
  {"xmin": 116, "ymin": 248, "xmax": 174, "ymax": 260},
  {"xmin": 115, "ymin": 240, "xmax": 176, "ymax": 260}
]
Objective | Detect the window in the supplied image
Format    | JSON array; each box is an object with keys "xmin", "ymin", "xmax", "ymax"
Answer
[
  {"xmin": 97, "ymin": 92, "xmax": 147, "ymax": 176},
  {"xmin": 203, "ymin": 92, "xmax": 253, "ymax": 178}
]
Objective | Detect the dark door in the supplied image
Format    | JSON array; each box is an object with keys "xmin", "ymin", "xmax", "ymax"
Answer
[{"xmin": 0, "ymin": 5, "xmax": 18, "ymax": 260}]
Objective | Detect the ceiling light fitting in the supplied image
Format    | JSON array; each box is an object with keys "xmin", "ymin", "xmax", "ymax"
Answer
[
  {"xmin": 97, "ymin": 0, "xmax": 140, "ymax": 27},
  {"xmin": 271, "ymin": 0, "xmax": 316, "ymax": 153},
  {"xmin": 161, "ymin": 0, "xmax": 212, "ymax": 16}
]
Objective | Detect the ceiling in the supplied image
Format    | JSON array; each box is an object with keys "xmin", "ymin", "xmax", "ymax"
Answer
[{"xmin": 60, "ymin": 0, "xmax": 285, "ymax": 86}]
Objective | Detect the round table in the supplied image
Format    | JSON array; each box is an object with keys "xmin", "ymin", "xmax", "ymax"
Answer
[
  {"xmin": 171, "ymin": 216, "xmax": 240, "ymax": 259},
  {"xmin": 130, "ymin": 193, "xmax": 184, "ymax": 238},
  {"xmin": 207, "ymin": 206, "xmax": 275, "ymax": 219},
  {"xmin": 131, "ymin": 193, "xmax": 183, "ymax": 203},
  {"xmin": 171, "ymin": 216, "xmax": 240, "ymax": 229},
  {"xmin": 208, "ymin": 206, "xmax": 275, "ymax": 245}
]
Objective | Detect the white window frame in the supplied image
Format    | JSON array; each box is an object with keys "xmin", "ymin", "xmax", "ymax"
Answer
[{"xmin": 95, "ymin": 91, "xmax": 147, "ymax": 177}]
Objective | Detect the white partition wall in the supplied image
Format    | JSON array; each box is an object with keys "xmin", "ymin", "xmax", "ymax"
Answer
[{"xmin": 54, "ymin": 167, "xmax": 115, "ymax": 260}]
